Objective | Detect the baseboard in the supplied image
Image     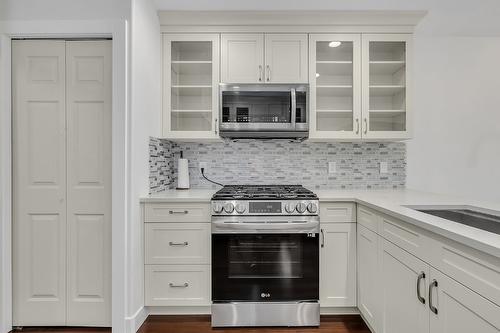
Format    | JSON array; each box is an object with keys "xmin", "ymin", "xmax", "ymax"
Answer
[
  {"xmin": 146, "ymin": 306, "xmax": 211, "ymax": 315},
  {"xmin": 320, "ymin": 306, "xmax": 359, "ymax": 315},
  {"xmin": 126, "ymin": 306, "xmax": 148, "ymax": 333}
]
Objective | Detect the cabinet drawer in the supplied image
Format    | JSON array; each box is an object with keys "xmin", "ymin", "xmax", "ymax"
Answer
[
  {"xmin": 357, "ymin": 205, "xmax": 380, "ymax": 232},
  {"xmin": 145, "ymin": 202, "xmax": 210, "ymax": 222},
  {"xmin": 432, "ymin": 237, "xmax": 500, "ymax": 307},
  {"xmin": 320, "ymin": 202, "xmax": 356, "ymax": 223},
  {"xmin": 145, "ymin": 223, "xmax": 210, "ymax": 265},
  {"xmin": 380, "ymin": 215, "xmax": 426, "ymax": 259},
  {"xmin": 145, "ymin": 265, "xmax": 210, "ymax": 306}
]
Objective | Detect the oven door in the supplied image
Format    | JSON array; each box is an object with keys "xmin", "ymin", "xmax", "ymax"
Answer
[{"xmin": 212, "ymin": 232, "xmax": 319, "ymax": 302}]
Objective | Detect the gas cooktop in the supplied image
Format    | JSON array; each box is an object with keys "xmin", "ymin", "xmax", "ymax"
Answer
[{"xmin": 212, "ymin": 185, "xmax": 317, "ymax": 200}]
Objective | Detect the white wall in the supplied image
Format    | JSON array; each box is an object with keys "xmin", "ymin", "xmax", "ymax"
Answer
[
  {"xmin": 128, "ymin": 0, "xmax": 161, "ymax": 330},
  {"xmin": 406, "ymin": 36, "xmax": 500, "ymax": 203}
]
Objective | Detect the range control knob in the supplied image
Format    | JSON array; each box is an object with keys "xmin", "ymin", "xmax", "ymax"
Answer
[
  {"xmin": 223, "ymin": 202, "xmax": 234, "ymax": 213},
  {"xmin": 212, "ymin": 203, "xmax": 223, "ymax": 214},
  {"xmin": 296, "ymin": 202, "xmax": 307, "ymax": 214},
  {"xmin": 307, "ymin": 203, "xmax": 318, "ymax": 213},
  {"xmin": 285, "ymin": 203, "xmax": 295, "ymax": 213},
  {"xmin": 235, "ymin": 203, "xmax": 246, "ymax": 214}
]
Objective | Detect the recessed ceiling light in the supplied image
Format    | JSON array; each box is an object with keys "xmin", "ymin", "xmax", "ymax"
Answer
[
  {"xmin": 315, "ymin": 73, "xmax": 320, "ymax": 78},
  {"xmin": 328, "ymin": 41, "xmax": 342, "ymax": 48},
  {"xmin": 233, "ymin": 86, "xmax": 240, "ymax": 89}
]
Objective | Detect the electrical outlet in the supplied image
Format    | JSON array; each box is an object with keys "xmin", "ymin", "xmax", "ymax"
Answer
[
  {"xmin": 199, "ymin": 161, "xmax": 208, "ymax": 171},
  {"xmin": 380, "ymin": 161, "xmax": 388, "ymax": 174},
  {"xmin": 328, "ymin": 161, "xmax": 337, "ymax": 174}
]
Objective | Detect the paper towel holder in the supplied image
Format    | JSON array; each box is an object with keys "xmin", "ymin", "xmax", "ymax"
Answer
[{"xmin": 176, "ymin": 151, "xmax": 190, "ymax": 190}]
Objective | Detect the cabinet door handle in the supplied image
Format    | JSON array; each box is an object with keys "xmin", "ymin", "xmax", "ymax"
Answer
[
  {"xmin": 429, "ymin": 279, "xmax": 438, "ymax": 315},
  {"xmin": 169, "ymin": 282, "xmax": 189, "ymax": 288},
  {"xmin": 169, "ymin": 241, "xmax": 188, "ymax": 246},
  {"xmin": 320, "ymin": 229, "xmax": 325, "ymax": 248},
  {"xmin": 169, "ymin": 210, "xmax": 188, "ymax": 215},
  {"xmin": 266, "ymin": 65, "xmax": 271, "ymax": 82},
  {"xmin": 417, "ymin": 272, "xmax": 426, "ymax": 304},
  {"xmin": 259, "ymin": 65, "xmax": 263, "ymax": 82},
  {"xmin": 215, "ymin": 118, "xmax": 218, "ymax": 135},
  {"xmin": 364, "ymin": 118, "xmax": 368, "ymax": 134},
  {"xmin": 355, "ymin": 118, "xmax": 360, "ymax": 134}
]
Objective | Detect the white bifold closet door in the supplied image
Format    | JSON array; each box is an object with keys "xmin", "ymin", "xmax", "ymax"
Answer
[{"xmin": 12, "ymin": 40, "xmax": 111, "ymax": 327}]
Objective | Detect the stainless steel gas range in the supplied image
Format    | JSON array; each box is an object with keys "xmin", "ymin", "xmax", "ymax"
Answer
[{"xmin": 210, "ymin": 185, "xmax": 320, "ymax": 327}]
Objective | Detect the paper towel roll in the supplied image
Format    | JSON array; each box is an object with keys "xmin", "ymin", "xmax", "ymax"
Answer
[{"xmin": 177, "ymin": 158, "xmax": 190, "ymax": 189}]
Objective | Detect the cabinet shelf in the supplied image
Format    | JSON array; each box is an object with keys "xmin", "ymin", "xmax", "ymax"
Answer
[
  {"xmin": 171, "ymin": 85, "xmax": 212, "ymax": 88},
  {"xmin": 317, "ymin": 109, "xmax": 353, "ymax": 113},
  {"xmin": 171, "ymin": 61, "xmax": 212, "ymax": 64},
  {"xmin": 316, "ymin": 61, "xmax": 353, "ymax": 64},
  {"xmin": 172, "ymin": 109, "xmax": 212, "ymax": 113},
  {"xmin": 369, "ymin": 109, "xmax": 405, "ymax": 113},
  {"xmin": 369, "ymin": 85, "xmax": 405, "ymax": 96}
]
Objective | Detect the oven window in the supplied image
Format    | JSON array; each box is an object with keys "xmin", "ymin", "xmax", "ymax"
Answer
[{"xmin": 228, "ymin": 235, "xmax": 302, "ymax": 279}]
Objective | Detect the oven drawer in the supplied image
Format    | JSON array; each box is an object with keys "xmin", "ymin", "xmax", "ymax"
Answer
[
  {"xmin": 145, "ymin": 265, "xmax": 210, "ymax": 306},
  {"xmin": 144, "ymin": 203, "xmax": 210, "ymax": 223},
  {"xmin": 320, "ymin": 202, "xmax": 356, "ymax": 223},
  {"xmin": 145, "ymin": 223, "xmax": 210, "ymax": 264}
]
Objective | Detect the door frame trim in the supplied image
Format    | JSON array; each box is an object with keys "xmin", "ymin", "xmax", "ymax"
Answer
[{"xmin": 0, "ymin": 19, "xmax": 128, "ymax": 333}]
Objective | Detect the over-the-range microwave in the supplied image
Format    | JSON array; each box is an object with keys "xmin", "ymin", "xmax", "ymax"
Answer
[{"xmin": 219, "ymin": 84, "xmax": 309, "ymax": 139}]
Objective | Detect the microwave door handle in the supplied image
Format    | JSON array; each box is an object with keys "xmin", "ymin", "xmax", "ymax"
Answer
[{"xmin": 291, "ymin": 88, "xmax": 296, "ymax": 129}]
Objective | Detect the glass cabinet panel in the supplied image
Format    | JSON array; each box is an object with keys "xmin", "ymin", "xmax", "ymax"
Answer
[
  {"xmin": 367, "ymin": 39, "xmax": 407, "ymax": 132},
  {"xmin": 163, "ymin": 35, "xmax": 219, "ymax": 138},
  {"xmin": 310, "ymin": 35, "xmax": 361, "ymax": 138}
]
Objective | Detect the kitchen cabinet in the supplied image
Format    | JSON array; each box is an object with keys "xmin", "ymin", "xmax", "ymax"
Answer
[
  {"xmin": 380, "ymin": 239, "xmax": 429, "ymax": 333},
  {"xmin": 362, "ymin": 34, "xmax": 412, "ymax": 140},
  {"xmin": 162, "ymin": 34, "xmax": 220, "ymax": 140},
  {"xmin": 12, "ymin": 40, "xmax": 112, "ymax": 326},
  {"xmin": 143, "ymin": 202, "xmax": 211, "ymax": 307},
  {"xmin": 309, "ymin": 34, "xmax": 411, "ymax": 140},
  {"xmin": 357, "ymin": 225, "xmax": 380, "ymax": 331},
  {"xmin": 429, "ymin": 268, "xmax": 500, "ymax": 333},
  {"xmin": 309, "ymin": 34, "xmax": 362, "ymax": 140},
  {"xmin": 357, "ymin": 204, "xmax": 500, "ymax": 333},
  {"xmin": 320, "ymin": 223, "xmax": 357, "ymax": 307},
  {"xmin": 221, "ymin": 33, "xmax": 308, "ymax": 84}
]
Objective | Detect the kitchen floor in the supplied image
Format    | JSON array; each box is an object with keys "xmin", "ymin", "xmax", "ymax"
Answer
[{"xmin": 137, "ymin": 315, "xmax": 371, "ymax": 333}]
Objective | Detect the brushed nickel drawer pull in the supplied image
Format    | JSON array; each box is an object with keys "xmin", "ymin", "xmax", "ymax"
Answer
[
  {"xmin": 169, "ymin": 282, "xmax": 189, "ymax": 288},
  {"xmin": 417, "ymin": 272, "xmax": 426, "ymax": 304},
  {"xmin": 429, "ymin": 279, "xmax": 438, "ymax": 315},
  {"xmin": 169, "ymin": 241, "xmax": 188, "ymax": 246},
  {"xmin": 169, "ymin": 210, "xmax": 188, "ymax": 215}
]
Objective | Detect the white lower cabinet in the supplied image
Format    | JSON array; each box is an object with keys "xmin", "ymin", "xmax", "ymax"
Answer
[
  {"xmin": 320, "ymin": 223, "xmax": 357, "ymax": 307},
  {"xmin": 380, "ymin": 239, "xmax": 429, "ymax": 333},
  {"xmin": 429, "ymin": 268, "xmax": 500, "ymax": 333},
  {"xmin": 145, "ymin": 265, "xmax": 210, "ymax": 306},
  {"xmin": 357, "ymin": 225, "xmax": 380, "ymax": 331},
  {"xmin": 357, "ymin": 204, "xmax": 500, "ymax": 333}
]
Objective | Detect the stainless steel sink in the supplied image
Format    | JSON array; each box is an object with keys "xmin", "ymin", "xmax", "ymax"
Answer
[{"xmin": 409, "ymin": 207, "xmax": 500, "ymax": 235}]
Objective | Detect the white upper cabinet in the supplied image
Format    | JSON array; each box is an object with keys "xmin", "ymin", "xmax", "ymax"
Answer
[
  {"xmin": 309, "ymin": 34, "xmax": 362, "ymax": 140},
  {"xmin": 163, "ymin": 34, "xmax": 220, "ymax": 140},
  {"xmin": 221, "ymin": 33, "xmax": 308, "ymax": 84},
  {"xmin": 362, "ymin": 34, "xmax": 412, "ymax": 140},
  {"xmin": 221, "ymin": 34, "xmax": 265, "ymax": 83},
  {"xmin": 264, "ymin": 34, "xmax": 308, "ymax": 83}
]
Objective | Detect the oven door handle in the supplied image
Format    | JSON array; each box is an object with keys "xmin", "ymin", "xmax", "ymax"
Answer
[{"xmin": 211, "ymin": 220, "xmax": 319, "ymax": 233}]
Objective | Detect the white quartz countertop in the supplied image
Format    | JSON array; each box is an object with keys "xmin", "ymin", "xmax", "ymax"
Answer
[{"xmin": 140, "ymin": 188, "xmax": 500, "ymax": 258}]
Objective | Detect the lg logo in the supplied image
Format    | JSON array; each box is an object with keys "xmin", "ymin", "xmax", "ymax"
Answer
[{"xmin": 260, "ymin": 292, "xmax": 271, "ymax": 298}]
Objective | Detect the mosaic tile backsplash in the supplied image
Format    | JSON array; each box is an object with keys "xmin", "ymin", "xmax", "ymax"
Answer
[{"xmin": 149, "ymin": 137, "xmax": 406, "ymax": 193}]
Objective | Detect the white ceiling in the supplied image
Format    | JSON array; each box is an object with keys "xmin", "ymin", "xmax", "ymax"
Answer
[{"xmin": 153, "ymin": 0, "xmax": 500, "ymax": 36}]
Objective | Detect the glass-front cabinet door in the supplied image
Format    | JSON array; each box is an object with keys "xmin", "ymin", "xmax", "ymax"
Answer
[
  {"xmin": 362, "ymin": 34, "xmax": 411, "ymax": 139},
  {"xmin": 309, "ymin": 34, "xmax": 361, "ymax": 140},
  {"xmin": 162, "ymin": 34, "xmax": 220, "ymax": 140}
]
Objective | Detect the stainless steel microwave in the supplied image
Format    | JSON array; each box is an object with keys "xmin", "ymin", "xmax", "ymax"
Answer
[{"xmin": 219, "ymin": 84, "xmax": 309, "ymax": 139}]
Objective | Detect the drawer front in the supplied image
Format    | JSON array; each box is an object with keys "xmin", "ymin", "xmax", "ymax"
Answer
[
  {"xmin": 145, "ymin": 203, "xmax": 210, "ymax": 222},
  {"xmin": 145, "ymin": 223, "xmax": 210, "ymax": 264},
  {"xmin": 145, "ymin": 265, "xmax": 210, "ymax": 306},
  {"xmin": 357, "ymin": 205, "xmax": 380, "ymax": 232},
  {"xmin": 432, "ymin": 237, "xmax": 500, "ymax": 307},
  {"xmin": 320, "ymin": 202, "xmax": 356, "ymax": 223},
  {"xmin": 381, "ymin": 215, "xmax": 426, "ymax": 259}
]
